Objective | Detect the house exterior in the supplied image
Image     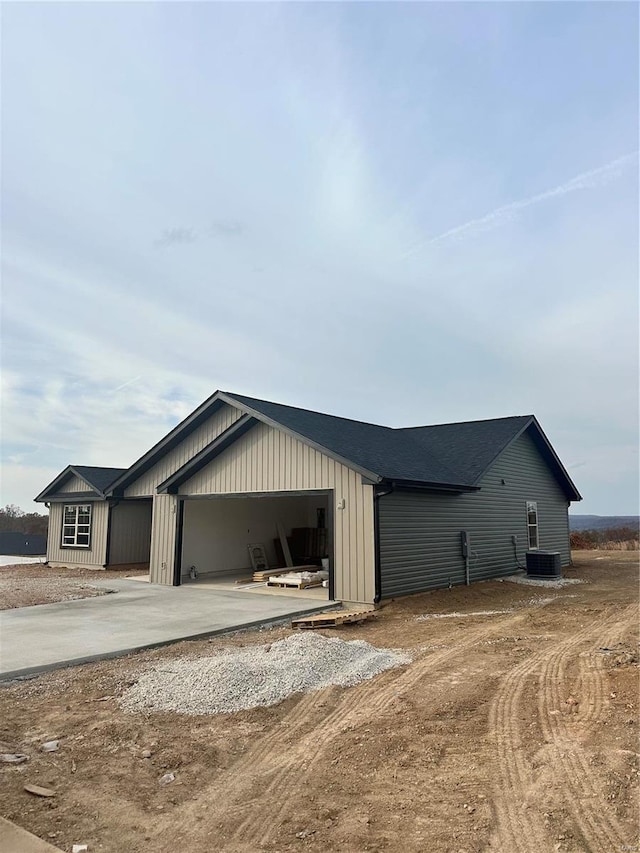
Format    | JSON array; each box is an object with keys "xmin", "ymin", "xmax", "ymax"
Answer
[{"xmin": 35, "ymin": 391, "xmax": 581, "ymax": 606}]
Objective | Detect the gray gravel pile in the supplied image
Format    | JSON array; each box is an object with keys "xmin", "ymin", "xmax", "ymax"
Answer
[{"xmin": 120, "ymin": 633, "xmax": 411, "ymax": 716}]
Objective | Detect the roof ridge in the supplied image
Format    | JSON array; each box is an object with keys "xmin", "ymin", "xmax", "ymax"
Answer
[
  {"xmin": 399, "ymin": 414, "xmax": 533, "ymax": 431},
  {"xmin": 223, "ymin": 391, "xmax": 395, "ymax": 432},
  {"xmin": 72, "ymin": 464, "xmax": 126, "ymax": 470}
]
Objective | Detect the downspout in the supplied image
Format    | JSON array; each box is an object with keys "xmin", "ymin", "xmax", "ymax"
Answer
[
  {"xmin": 173, "ymin": 498, "xmax": 185, "ymax": 586},
  {"xmin": 373, "ymin": 482, "xmax": 395, "ymax": 605},
  {"xmin": 44, "ymin": 503, "xmax": 50, "ymax": 566},
  {"xmin": 104, "ymin": 499, "xmax": 120, "ymax": 568}
]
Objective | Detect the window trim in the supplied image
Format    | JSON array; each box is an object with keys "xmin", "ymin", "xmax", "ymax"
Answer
[
  {"xmin": 526, "ymin": 500, "xmax": 539, "ymax": 550},
  {"xmin": 60, "ymin": 503, "xmax": 93, "ymax": 550}
]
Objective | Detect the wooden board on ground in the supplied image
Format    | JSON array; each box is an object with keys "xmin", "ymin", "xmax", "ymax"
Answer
[
  {"xmin": 291, "ymin": 609, "xmax": 377, "ymax": 629},
  {"xmin": 253, "ymin": 566, "xmax": 319, "ymax": 582},
  {"xmin": 267, "ymin": 578, "xmax": 324, "ymax": 590}
]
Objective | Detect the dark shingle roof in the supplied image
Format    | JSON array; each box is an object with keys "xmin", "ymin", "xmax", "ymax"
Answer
[
  {"xmin": 400, "ymin": 416, "xmax": 533, "ymax": 485},
  {"xmin": 71, "ymin": 466, "xmax": 127, "ymax": 493},
  {"xmin": 223, "ymin": 393, "xmax": 534, "ymax": 490}
]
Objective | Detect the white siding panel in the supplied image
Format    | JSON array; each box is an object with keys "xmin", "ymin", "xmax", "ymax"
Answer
[
  {"xmin": 125, "ymin": 404, "xmax": 242, "ymax": 497},
  {"xmin": 58, "ymin": 476, "xmax": 92, "ymax": 493},
  {"xmin": 149, "ymin": 494, "xmax": 178, "ymax": 584},
  {"xmin": 108, "ymin": 501, "xmax": 152, "ymax": 565},
  {"xmin": 180, "ymin": 422, "xmax": 376, "ymax": 603},
  {"xmin": 47, "ymin": 501, "xmax": 108, "ymax": 568}
]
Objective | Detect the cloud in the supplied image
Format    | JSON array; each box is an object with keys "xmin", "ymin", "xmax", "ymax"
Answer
[
  {"xmin": 209, "ymin": 220, "xmax": 244, "ymax": 237},
  {"xmin": 402, "ymin": 152, "xmax": 638, "ymax": 257},
  {"xmin": 154, "ymin": 227, "xmax": 196, "ymax": 248}
]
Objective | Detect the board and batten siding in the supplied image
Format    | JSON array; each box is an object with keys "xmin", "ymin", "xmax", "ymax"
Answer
[
  {"xmin": 180, "ymin": 422, "xmax": 376, "ymax": 604},
  {"xmin": 149, "ymin": 494, "xmax": 179, "ymax": 585},
  {"xmin": 108, "ymin": 501, "xmax": 153, "ymax": 565},
  {"xmin": 378, "ymin": 429, "xmax": 571, "ymax": 598},
  {"xmin": 47, "ymin": 501, "xmax": 109, "ymax": 568},
  {"xmin": 58, "ymin": 476, "xmax": 92, "ymax": 493},
  {"xmin": 125, "ymin": 404, "xmax": 243, "ymax": 497}
]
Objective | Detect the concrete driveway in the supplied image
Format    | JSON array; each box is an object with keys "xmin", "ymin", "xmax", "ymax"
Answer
[{"xmin": 0, "ymin": 580, "xmax": 334, "ymax": 680}]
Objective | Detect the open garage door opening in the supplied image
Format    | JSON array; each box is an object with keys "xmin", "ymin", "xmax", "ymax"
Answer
[{"xmin": 178, "ymin": 491, "xmax": 333, "ymax": 601}]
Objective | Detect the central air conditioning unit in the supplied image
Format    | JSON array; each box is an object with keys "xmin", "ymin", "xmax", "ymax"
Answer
[{"xmin": 526, "ymin": 550, "xmax": 562, "ymax": 578}]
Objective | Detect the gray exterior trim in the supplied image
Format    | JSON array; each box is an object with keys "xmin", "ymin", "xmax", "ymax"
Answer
[
  {"xmin": 469, "ymin": 417, "xmax": 581, "ymax": 501},
  {"xmin": 378, "ymin": 430, "xmax": 573, "ymax": 598},
  {"xmin": 45, "ymin": 492, "xmax": 105, "ymax": 502},
  {"xmin": 35, "ymin": 467, "xmax": 102, "ymax": 502},
  {"xmin": 218, "ymin": 392, "xmax": 384, "ymax": 486},
  {"xmin": 107, "ymin": 396, "xmax": 229, "ymax": 495},
  {"xmin": 156, "ymin": 415, "xmax": 259, "ymax": 493}
]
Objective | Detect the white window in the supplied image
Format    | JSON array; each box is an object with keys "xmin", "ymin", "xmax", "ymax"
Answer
[
  {"xmin": 526, "ymin": 501, "xmax": 539, "ymax": 549},
  {"xmin": 62, "ymin": 504, "xmax": 92, "ymax": 548}
]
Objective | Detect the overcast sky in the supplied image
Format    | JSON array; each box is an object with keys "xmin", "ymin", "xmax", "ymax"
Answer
[{"xmin": 2, "ymin": 3, "xmax": 638, "ymax": 515}]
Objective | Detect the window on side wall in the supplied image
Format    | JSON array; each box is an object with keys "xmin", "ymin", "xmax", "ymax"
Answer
[
  {"xmin": 62, "ymin": 504, "xmax": 92, "ymax": 548},
  {"xmin": 526, "ymin": 501, "xmax": 538, "ymax": 549}
]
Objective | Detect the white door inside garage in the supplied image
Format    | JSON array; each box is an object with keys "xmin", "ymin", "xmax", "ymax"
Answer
[{"xmin": 179, "ymin": 491, "xmax": 332, "ymax": 598}]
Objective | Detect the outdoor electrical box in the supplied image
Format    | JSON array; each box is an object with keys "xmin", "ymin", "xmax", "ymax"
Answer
[{"xmin": 460, "ymin": 530, "xmax": 470, "ymax": 558}]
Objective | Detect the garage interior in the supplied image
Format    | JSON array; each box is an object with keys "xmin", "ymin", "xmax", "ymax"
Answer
[{"xmin": 179, "ymin": 492, "xmax": 332, "ymax": 600}]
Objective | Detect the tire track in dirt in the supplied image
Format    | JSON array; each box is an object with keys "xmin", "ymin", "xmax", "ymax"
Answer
[
  {"xmin": 536, "ymin": 603, "xmax": 637, "ymax": 852},
  {"xmin": 488, "ymin": 614, "xmax": 620, "ymax": 853},
  {"xmin": 488, "ymin": 647, "xmax": 551, "ymax": 852},
  {"xmin": 162, "ymin": 615, "xmax": 511, "ymax": 848},
  {"xmin": 230, "ymin": 614, "xmax": 544, "ymax": 849}
]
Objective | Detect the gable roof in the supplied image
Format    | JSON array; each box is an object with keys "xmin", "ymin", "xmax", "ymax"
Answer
[
  {"xmin": 220, "ymin": 392, "xmax": 474, "ymax": 489},
  {"xmin": 35, "ymin": 465, "xmax": 127, "ymax": 502},
  {"xmin": 89, "ymin": 389, "xmax": 580, "ymax": 501},
  {"xmin": 107, "ymin": 396, "xmax": 229, "ymax": 496},
  {"xmin": 152, "ymin": 391, "xmax": 580, "ymax": 500}
]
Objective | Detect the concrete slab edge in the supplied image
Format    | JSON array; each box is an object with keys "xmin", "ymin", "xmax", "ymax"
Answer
[
  {"xmin": 0, "ymin": 601, "xmax": 342, "ymax": 683},
  {"xmin": 0, "ymin": 816, "xmax": 62, "ymax": 852}
]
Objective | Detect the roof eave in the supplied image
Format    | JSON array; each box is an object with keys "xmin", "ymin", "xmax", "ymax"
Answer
[
  {"xmin": 157, "ymin": 414, "xmax": 258, "ymax": 493},
  {"xmin": 219, "ymin": 391, "xmax": 384, "ymax": 485},
  {"xmin": 34, "ymin": 465, "xmax": 105, "ymax": 503},
  {"xmin": 527, "ymin": 417, "xmax": 582, "ymax": 502},
  {"xmin": 382, "ymin": 477, "xmax": 479, "ymax": 494},
  {"xmin": 106, "ymin": 392, "xmax": 230, "ymax": 495}
]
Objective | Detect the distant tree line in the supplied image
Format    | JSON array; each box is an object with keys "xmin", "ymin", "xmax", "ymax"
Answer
[
  {"xmin": 570, "ymin": 525, "xmax": 639, "ymax": 550},
  {"xmin": 0, "ymin": 505, "xmax": 49, "ymax": 536}
]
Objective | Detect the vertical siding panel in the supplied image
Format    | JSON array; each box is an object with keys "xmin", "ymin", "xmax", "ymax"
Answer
[
  {"xmin": 125, "ymin": 404, "xmax": 243, "ymax": 497},
  {"xmin": 179, "ymin": 424, "xmax": 375, "ymax": 604},
  {"xmin": 149, "ymin": 494, "xmax": 177, "ymax": 585},
  {"xmin": 47, "ymin": 501, "xmax": 108, "ymax": 567},
  {"xmin": 58, "ymin": 476, "xmax": 93, "ymax": 493},
  {"xmin": 108, "ymin": 501, "xmax": 152, "ymax": 564}
]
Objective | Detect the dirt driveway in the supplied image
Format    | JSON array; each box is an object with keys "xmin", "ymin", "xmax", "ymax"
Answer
[
  {"xmin": 0, "ymin": 551, "xmax": 638, "ymax": 853},
  {"xmin": 0, "ymin": 562, "xmax": 148, "ymax": 610}
]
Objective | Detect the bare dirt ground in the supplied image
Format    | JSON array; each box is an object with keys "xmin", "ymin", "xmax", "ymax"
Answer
[
  {"xmin": 0, "ymin": 551, "xmax": 638, "ymax": 853},
  {"xmin": 0, "ymin": 563, "xmax": 148, "ymax": 610}
]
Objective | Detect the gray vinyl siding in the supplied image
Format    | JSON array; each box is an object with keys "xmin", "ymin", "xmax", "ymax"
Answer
[
  {"xmin": 47, "ymin": 501, "xmax": 109, "ymax": 568},
  {"xmin": 108, "ymin": 501, "xmax": 152, "ymax": 565},
  {"xmin": 379, "ymin": 429, "xmax": 571, "ymax": 598}
]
